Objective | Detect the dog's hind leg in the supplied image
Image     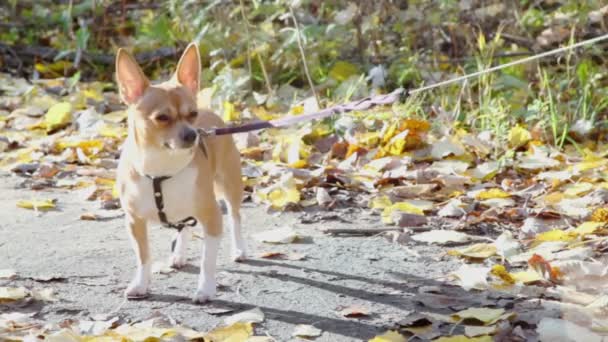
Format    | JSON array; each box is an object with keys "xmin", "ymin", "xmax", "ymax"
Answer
[{"xmin": 170, "ymin": 227, "xmax": 189, "ymax": 268}]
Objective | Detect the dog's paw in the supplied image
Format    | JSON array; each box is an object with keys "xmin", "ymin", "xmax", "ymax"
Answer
[
  {"xmin": 125, "ymin": 281, "xmax": 149, "ymax": 299},
  {"xmin": 170, "ymin": 254, "xmax": 188, "ymax": 269},
  {"xmin": 192, "ymin": 287, "xmax": 216, "ymax": 303},
  {"xmin": 231, "ymin": 249, "xmax": 246, "ymax": 263}
]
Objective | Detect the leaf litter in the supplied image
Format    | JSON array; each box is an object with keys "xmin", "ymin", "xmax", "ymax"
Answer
[{"xmin": 3, "ymin": 65, "xmax": 608, "ymax": 341}]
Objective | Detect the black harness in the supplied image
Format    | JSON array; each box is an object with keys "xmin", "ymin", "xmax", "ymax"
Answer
[
  {"xmin": 145, "ymin": 132, "xmax": 209, "ymax": 233},
  {"xmin": 146, "ymin": 175, "xmax": 198, "ymax": 232}
]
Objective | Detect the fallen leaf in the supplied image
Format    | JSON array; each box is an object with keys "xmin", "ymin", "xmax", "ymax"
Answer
[
  {"xmin": 474, "ymin": 188, "xmax": 511, "ymax": 200},
  {"xmin": 0, "ymin": 269, "xmax": 17, "ymax": 280},
  {"xmin": 508, "ymin": 125, "xmax": 531, "ymax": 148},
  {"xmin": 368, "ymin": 330, "xmax": 407, "ymax": 342},
  {"xmin": 451, "ymin": 264, "xmax": 490, "ymax": 291},
  {"xmin": 0, "ymin": 287, "xmax": 28, "ymax": 302},
  {"xmin": 31, "ymin": 288, "xmax": 58, "ymax": 302},
  {"xmin": 205, "ymin": 322, "xmax": 253, "ymax": 341},
  {"xmin": 412, "ymin": 230, "xmax": 474, "ymax": 245},
  {"xmin": 224, "ymin": 307, "xmax": 265, "ymax": 325},
  {"xmin": 464, "ymin": 325, "xmax": 497, "ymax": 338},
  {"xmin": 448, "ymin": 243, "xmax": 496, "ymax": 259},
  {"xmin": 382, "ymin": 202, "xmax": 425, "ymax": 224},
  {"xmin": 292, "ymin": 324, "xmax": 322, "ymax": 338},
  {"xmin": 254, "ymin": 226, "xmax": 299, "ymax": 244},
  {"xmin": 434, "ymin": 335, "xmax": 493, "ymax": 342},
  {"xmin": 452, "ymin": 307, "xmax": 508, "ymax": 325},
  {"xmin": 494, "ymin": 231, "xmax": 521, "ymax": 260},
  {"xmin": 44, "ymin": 102, "xmax": 72, "ymax": 132},
  {"xmin": 431, "ymin": 136, "xmax": 466, "ymax": 159},
  {"xmin": 338, "ymin": 306, "xmax": 370, "ymax": 318},
  {"xmin": 16, "ymin": 199, "xmax": 56, "ymax": 210}
]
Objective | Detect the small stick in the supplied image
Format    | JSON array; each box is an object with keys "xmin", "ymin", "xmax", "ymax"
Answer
[
  {"xmin": 323, "ymin": 227, "xmax": 404, "ymax": 236},
  {"xmin": 289, "ymin": 5, "xmax": 321, "ymax": 109}
]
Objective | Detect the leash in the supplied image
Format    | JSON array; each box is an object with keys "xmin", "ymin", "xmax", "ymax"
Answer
[
  {"xmin": 154, "ymin": 33, "xmax": 608, "ymax": 233},
  {"xmin": 198, "ymin": 33, "xmax": 608, "ymax": 137}
]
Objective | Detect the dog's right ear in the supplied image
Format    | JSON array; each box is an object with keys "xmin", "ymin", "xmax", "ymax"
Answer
[{"xmin": 116, "ymin": 48, "xmax": 149, "ymax": 105}]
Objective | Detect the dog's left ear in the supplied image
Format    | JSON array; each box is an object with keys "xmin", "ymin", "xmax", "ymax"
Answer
[{"xmin": 174, "ymin": 43, "xmax": 201, "ymax": 95}]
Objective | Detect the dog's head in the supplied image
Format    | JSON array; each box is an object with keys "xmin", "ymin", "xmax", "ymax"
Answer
[{"xmin": 115, "ymin": 43, "xmax": 201, "ymax": 150}]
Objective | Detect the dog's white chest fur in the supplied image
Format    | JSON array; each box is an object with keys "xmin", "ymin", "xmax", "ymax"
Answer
[
  {"xmin": 131, "ymin": 167, "xmax": 198, "ymax": 224},
  {"xmin": 121, "ymin": 140, "xmax": 199, "ymax": 224}
]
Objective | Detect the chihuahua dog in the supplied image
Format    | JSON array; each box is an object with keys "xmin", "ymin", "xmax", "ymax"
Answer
[{"xmin": 114, "ymin": 43, "xmax": 245, "ymax": 302}]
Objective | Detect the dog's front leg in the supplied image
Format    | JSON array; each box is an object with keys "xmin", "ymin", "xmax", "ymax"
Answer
[
  {"xmin": 193, "ymin": 205, "xmax": 222, "ymax": 303},
  {"xmin": 125, "ymin": 214, "xmax": 151, "ymax": 298}
]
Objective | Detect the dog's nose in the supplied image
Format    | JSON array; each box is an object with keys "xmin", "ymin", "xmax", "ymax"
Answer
[{"xmin": 180, "ymin": 127, "xmax": 197, "ymax": 144}]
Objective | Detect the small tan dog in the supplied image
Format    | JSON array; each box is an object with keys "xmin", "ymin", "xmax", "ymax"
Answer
[{"xmin": 114, "ymin": 43, "xmax": 245, "ymax": 302}]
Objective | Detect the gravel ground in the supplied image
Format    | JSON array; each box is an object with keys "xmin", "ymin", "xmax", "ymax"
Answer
[{"xmin": 0, "ymin": 171, "xmax": 484, "ymax": 341}]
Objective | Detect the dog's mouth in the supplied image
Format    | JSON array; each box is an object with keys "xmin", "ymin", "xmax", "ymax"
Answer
[{"xmin": 163, "ymin": 139, "xmax": 197, "ymax": 150}]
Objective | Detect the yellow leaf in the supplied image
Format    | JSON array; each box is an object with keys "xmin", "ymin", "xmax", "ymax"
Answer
[
  {"xmin": 112, "ymin": 182, "xmax": 120, "ymax": 199},
  {"xmin": 98, "ymin": 124, "xmax": 127, "ymax": 139},
  {"xmin": 434, "ymin": 335, "xmax": 493, "ymax": 342},
  {"xmin": 448, "ymin": 243, "xmax": 497, "ymax": 259},
  {"xmin": 574, "ymin": 221, "xmax": 605, "ymax": 236},
  {"xmin": 452, "ymin": 307, "xmax": 506, "ymax": 325},
  {"xmin": 251, "ymin": 106, "xmax": 277, "ymax": 121},
  {"xmin": 475, "ymin": 188, "xmax": 511, "ymax": 200},
  {"xmin": 543, "ymin": 192, "xmax": 564, "ymax": 205},
  {"xmin": 370, "ymin": 195, "xmax": 392, "ymax": 210},
  {"xmin": 591, "ymin": 207, "xmax": 608, "ymax": 223},
  {"xmin": 205, "ymin": 322, "xmax": 253, "ymax": 342},
  {"xmin": 56, "ymin": 139, "xmax": 104, "ymax": 156},
  {"xmin": 382, "ymin": 202, "xmax": 425, "ymax": 224},
  {"xmin": 267, "ymin": 187, "xmax": 300, "ymax": 209},
  {"xmin": 368, "ymin": 330, "xmax": 406, "ymax": 342},
  {"xmin": 0, "ymin": 148, "xmax": 35, "ymax": 171},
  {"xmin": 290, "ymin": 105, "xmax": 304, "ymax": 115},
  {"xmin": 0, "ymin": 287, "xmax": 28, "ymax": 303},
  {"xmin": 490, "ymin": 265, "xmax": 515, "ymax": 284},
  {"xmin": 329, "ymin": 61, "xmax": 359, "ymax": 81},
  {"xmin": 17, "ymin": 199, "xmax": 56, "ymax": 211},
  {"xmin": 35, "ymin": 60, "xmax": 72, "ymax": 77},
  {"xmin": 535, "ymin": 230, "xmax": 577, "ymax": 243},
  {"xmin": 103, "ymin": 110, "xmax": 128, "ymax": 123},
  {"xmin": 255, "ymin": 175, "xmax": 301, "ymax": 210},
  {"xmin": 573, "ymin": 159, "xmax": 608, "ymax": 173},
  {"xmin": 508, "ymin": 125, "xmax": 531, "ymax": 148},
  {"xmin": 83, "ymin": 88, "xmax": 105, "ymax": 102},
  {"xmin": 223, "ymin": 101, "xmax": 240, "ymax": 122},
  {"xmin": 511, "ymin": 269, "xmax": 544, "ymax": 284},
  {"xmin": 44, "ymin": 102, "xmax": 72, "ymax": 132},
  {"xmin": 563, "ymin": 182, "xmax": 593, "ymax": 197}
]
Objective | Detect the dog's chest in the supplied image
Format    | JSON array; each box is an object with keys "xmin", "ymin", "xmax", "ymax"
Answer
[{"xmin": 130, "ymin": 167, "xmax": 199, "ymax": 223}]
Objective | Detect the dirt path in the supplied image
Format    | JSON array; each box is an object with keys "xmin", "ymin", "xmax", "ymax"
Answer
[{"xmin": 1, "ymin": 171, "xmax": 534, "ymax": 341}]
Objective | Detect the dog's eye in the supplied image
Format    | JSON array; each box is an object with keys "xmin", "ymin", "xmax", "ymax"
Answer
[
  {"xmin": 155, "ymin": 114, "xmax": 171, "ymax": 123},
  {"xmin": 188, "ymin": 111, "xmax": 198, "ymax": 118}
]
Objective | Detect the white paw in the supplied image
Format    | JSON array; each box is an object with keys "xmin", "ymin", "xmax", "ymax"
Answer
[
  {"xmin": 231, "ymin": 249, "xmax": 246, "ymax": 262},
  {"xmin": 170, "ymin": 254, "xmax": 188, "ymax": 269},
  {"xmin": 193, "ymin": 285, "xmax": 216, "ymax": 303},
  {"xmin": 125, "ymin": 281, "xmax": 149, "ymax": 299}
]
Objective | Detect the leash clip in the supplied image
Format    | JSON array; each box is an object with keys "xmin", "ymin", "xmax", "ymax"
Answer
[{"xmin": 197, "ymin": 128, "xmax": 214, "ymax": 159}]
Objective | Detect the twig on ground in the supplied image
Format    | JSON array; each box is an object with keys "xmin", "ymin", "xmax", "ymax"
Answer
[{"xmin": 323, "ymin": 227, "xmax": 405, "ymax": 236}]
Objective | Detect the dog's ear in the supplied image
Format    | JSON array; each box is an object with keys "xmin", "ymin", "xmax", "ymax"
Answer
[
  {"xmin": 115, "ymin": 48, "xmax": 149, "ymax": 105},
  {"xmin": 174, "ymin": 43, "xmax": 201, "ymax": 95}
]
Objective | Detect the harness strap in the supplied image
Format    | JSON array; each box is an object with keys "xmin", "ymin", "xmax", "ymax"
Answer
[{"xmin": 147, "ymin": 175, "xmax": 198, "ymax": 232}]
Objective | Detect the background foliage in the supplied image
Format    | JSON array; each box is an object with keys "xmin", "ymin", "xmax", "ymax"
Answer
[{"xmin": 1, "ymin": 0, "xmax": 607, "ymax": 149}]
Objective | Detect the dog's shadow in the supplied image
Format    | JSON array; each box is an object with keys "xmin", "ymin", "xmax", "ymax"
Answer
[{"xmin": 149, "ymin": 258, "xmax": 490, "ymax": 339}]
